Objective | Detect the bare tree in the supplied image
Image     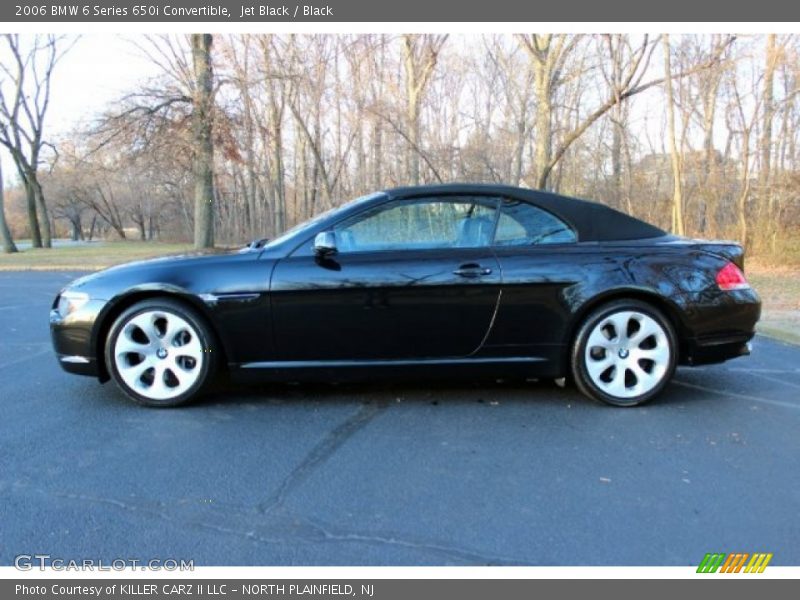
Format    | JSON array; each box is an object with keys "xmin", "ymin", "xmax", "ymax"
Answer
[
  {"xmin": 483, "ymin": 36, "xmax": 535, "ymax": 185},
  {"xmin": 516, "ymin": 35, "xmax": 581, "ymax": 190},
  {"xmin": 727, "ymin": 63, "xmax": 763, "ymax": 248},
  {"xmin": 756, "ymin": 34, "xmax": 790, "ymax": 249},
  {"xmin": 694, "ymin": 35, "xmax": 734, "ymax": 237},
  {"xmin": 401, "ymin": 34, "xmax": 448, "ymax": 185},
  {"xmin": 663, "ymin": 35, "xmax": 685, "ymax": 235},
  {"xmin": 0, "ymin": 34, "xmax": 71, "ymax": 248},
  {"xmin": 517, "ymin": 34, "xmax": 662, "ymax": 190},
  {"xmin": 601, "ymin": 35, "xmax": 640, "ymax": 210}
]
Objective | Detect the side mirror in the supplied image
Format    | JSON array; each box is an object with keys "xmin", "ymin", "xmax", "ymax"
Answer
[{"xmin": 314, "ymin": 231, "xmax": 338, "ymax": 257}]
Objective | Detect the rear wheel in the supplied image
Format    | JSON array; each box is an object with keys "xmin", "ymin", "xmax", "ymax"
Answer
[
  {"xmin": 105, "ymin": 299, "xmax": 216, "ymax": 407},
  {"xmin": 571, "ymin": 299, "xmax": 677, "ymax": 407}
]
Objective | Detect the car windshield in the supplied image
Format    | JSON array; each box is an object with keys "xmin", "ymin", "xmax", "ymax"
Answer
[{"xmin": 262, "ymin": 192, "xmax": 385, "ymax": 249}]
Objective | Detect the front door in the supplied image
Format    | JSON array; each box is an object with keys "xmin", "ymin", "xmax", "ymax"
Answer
[{"xmin": 270, "ymin": 196, "xmax": 502, "ymax": 361}]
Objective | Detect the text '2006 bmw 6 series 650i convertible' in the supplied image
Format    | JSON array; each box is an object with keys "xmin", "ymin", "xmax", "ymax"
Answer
[{"xmin": 50, "ymin": 184, "xmax": 760, "ymax": 407}]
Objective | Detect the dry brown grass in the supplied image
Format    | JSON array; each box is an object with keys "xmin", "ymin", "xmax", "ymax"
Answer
[
  {"xmin": 747, "ymin": 261, "xmax": 800, "ymax": 345},
  {"xmin": 0, "ymin": 241, "xmax": 202, "ymax": 271}
]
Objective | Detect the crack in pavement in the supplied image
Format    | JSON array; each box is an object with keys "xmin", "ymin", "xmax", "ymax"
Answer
[
  {"xmin": 739, "ymin": 369, "xmax": 800, "ymax": 391},
  {"xmin": 256, "ymin": 402, "xmax": 385, "ymax": 514},
  {"xmin": 0, "ymin": 347, "xmax": 54, "ymax": 370},
  {"xmin": 54, "ymin": 490, "xmax": 172, "ymax": 518},
  {"xmin": 291, "ymin": 513, "xmax": 527, "ymax": 565},
  {"xmin": 3, "ymin": 480, "xmax": 524, "ymax": 565},
  {"xmin": 185, "ymin": 506, "xmax": 525, "ymax": 565},
  {"xmin": 726, "ymin": 367, "xmax": 800, "ymax": 374},
  {"xmin": 673, "ymin": 379, "xmax": 800, "ymax": 410}
]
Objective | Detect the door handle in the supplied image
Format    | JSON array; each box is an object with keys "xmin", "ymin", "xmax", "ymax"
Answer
[{"xmin": 453, "ymin": 263, "xmax": 493, "ymax": 278}]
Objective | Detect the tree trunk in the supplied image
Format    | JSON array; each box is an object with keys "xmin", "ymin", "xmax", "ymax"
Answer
[
  {"xmin": 663, "ymin": 35, "xmax": 685, "ymax": 236},
  {"xmin": 372, "ymin": 119, "xmax": 383, "ymax": 189},
  {"xmin": 403, "ymin": 36, "xmax": 420, "ymax": 186},
  {"xmin": 533, "ymin": 53, "xmax": 553, "ymax": 190},
  {"xmin": 407, "ymin": 97, "xmax": 421, "ymax": 185},
  {"xmin": 32, "ymin": 176, "xmax": 52, "ymax": 247},
  {"xmin": 701, "ymin": 68, "xmax": 720, "ymax": 237},
  {"xmin": 513, "ymin": 117, "xmax": 526, "ymax": 186},
  {"xmin": 191, "ymin": 33, "xmax": 215, "ymax": 249},
  {"xmin": 759, "ymin": 34, "xmax": 777, "ymax": 250},
  {"xmin": 244, "ymin": 99, "xmax": 258, "ymax": 239},
  {"xmin": 272, "ymin": 117, "xmax": 286, "ymax": 234},
  {"xmin": 0, "ymin": 161, "xmax": 19, "ymax": 253},
  {"xmin": 610, "ymin": 117, "xmax": 623, "ymax": 209},
  {"xmin": 112, "ymin": 222, "xmax": 127, "ymax": 239},
  {"xmin": 69, "ymin": 214, "xmax": 82, "ymax": 241},
  {"xmin": 737, "ymin": 176, "xmax": 750, "ymax": 248},
  {"xmin": 20, "ymin": 173, "xmax": 42, "ymax": 248}
]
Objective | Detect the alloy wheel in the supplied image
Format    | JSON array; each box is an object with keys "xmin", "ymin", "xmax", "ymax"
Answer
[
  {"xmin": 113, "ymin": 309, "xmax": 205, "ymax": 401},
  {"xmin": 583, "ymin": 310, "xmax": 670, "ymax": 399}
]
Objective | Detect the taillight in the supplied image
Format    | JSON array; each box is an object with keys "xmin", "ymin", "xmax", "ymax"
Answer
[{"xmin": 716, "ymin": 262, "xmax": 750, "ymax": 291}]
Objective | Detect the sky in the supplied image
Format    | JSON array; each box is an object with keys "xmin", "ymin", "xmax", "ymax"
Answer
[{"xmin": 1, "ymin": 34, "xmax": 156, "ymax": 183}]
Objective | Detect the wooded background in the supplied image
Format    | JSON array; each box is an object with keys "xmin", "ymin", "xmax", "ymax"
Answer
[{"xmin": 1, "ymin": 33, "xmax": 798, "ymax": 254}]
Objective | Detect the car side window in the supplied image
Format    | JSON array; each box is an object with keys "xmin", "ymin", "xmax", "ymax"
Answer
[
  {"xmin": 333, "ymin": 197, "xmax": 499, "ymax": 253},
  {"xmin": 494, "ymin": 200, "xmax": 576, "ymax": 246}
]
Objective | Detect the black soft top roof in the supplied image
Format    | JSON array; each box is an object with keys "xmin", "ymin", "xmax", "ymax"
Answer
[{"xmin": 383, "ymin": 183, "xmax": 666, "ymax": 242}]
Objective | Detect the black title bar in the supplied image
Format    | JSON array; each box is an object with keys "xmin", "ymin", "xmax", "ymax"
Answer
[
  {"xmin": 3, "ymin": 0, "xmax": 800, "ymax": 23},
  {"xmin": 4, "ymin": 579, "xmax": 798, "ymax": 600}
]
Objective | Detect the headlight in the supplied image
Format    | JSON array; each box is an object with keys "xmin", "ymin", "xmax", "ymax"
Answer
[{"xmin": 57, "ymin": 290, "xmax": 90, "ymax": 317}]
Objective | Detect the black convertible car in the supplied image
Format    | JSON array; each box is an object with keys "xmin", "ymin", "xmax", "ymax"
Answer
[{"xmin": 50, "ymin": 184, "xmax": 760, "ymax": 407}]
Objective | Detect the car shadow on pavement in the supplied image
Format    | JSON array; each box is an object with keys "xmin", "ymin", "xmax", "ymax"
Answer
[{"xmin": 185, "ymin": 375, "xmax": 704, "ymax": 411}]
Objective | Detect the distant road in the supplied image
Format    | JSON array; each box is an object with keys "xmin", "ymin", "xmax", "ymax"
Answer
[{"xmin": 14, "ymin": 238, "xmax": 100, "ymax": 250}]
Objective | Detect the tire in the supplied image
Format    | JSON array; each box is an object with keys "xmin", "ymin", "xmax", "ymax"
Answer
[
  {"xmin": 105, "ymin": 298, "xmax": 217, "ymax": 407},
  {"xmin": 571, "ymin": 299, "xmax": 678, "ymax": 407}
]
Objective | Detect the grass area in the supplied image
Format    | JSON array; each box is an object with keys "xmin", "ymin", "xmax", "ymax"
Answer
[
  {"xmin": 742, "ymin": 236, "xmax": 800, "ymax": 343},
  {"xmin": 0, "ymin": 241, "xmax": 197, "ymax": 271},
  {"xmin": 747, "ymin": 265, "xmax": 800, "ymax": 345},
  {"xmin": 748, "ymin": 236, "xmax": 800, "ymax": 268}
]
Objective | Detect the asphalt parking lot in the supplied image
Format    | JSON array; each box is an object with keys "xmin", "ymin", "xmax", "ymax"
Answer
[{"xmin": 1, "ymin": 271, "xmax": 798, "ymax": 566}]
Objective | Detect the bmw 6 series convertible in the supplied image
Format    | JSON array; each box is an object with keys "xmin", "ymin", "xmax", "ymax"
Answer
[{"xmin": 50, "ymin": 184, "xmax": 761, "ymax": 407}]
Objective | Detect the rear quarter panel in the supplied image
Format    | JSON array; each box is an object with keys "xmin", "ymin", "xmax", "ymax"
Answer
[{"xmin": 483, "ymin": 242, "xmax": 758, "ymax": 370}]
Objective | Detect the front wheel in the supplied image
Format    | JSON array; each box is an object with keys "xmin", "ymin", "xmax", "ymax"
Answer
[
  {"xmin": 571, "ymin": 300, "xmax": 677, "ymax": 407},
  {"xmin": 105, "ymin": 299, "xmax": 216, "ymax": 407}
]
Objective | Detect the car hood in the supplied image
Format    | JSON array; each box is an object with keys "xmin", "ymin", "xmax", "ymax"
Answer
[{"xmin": 64, "ymin": 249, "xmax": 269, "ymax": 299}]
